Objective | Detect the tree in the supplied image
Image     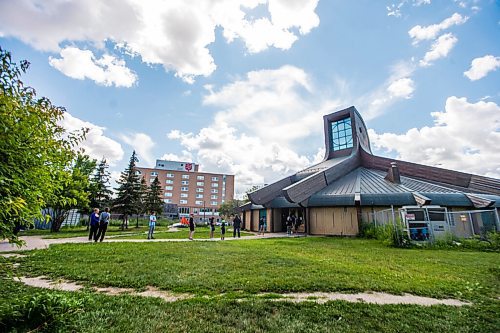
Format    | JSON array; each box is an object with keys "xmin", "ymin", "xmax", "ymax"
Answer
[
  {"xmin": 146, "ymin": 176, "xmax": 164, "ymax": 216},
  {"xmin": 113, "ymin": 151, "xmax": 141, "ymax": 229},
  {"xmin": 218, "ymin": 199, "xmax": 243, "ymax": 218},
  {"xmin": 135, "ymin": 176, "xmax": 148, "ymax": 228},
  {"xmin": 89, "ymin": 158, "xmax": 113, "ymax": 210},
  {"xmin": 0, "ymin": 47, "xmax": 85, "ymax": 244},
  {"xmin": 44, "ymin": 153, "xmax": 93, "ymax": 232}
]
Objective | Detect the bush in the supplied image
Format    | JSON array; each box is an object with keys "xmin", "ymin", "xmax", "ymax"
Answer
[
  {"xmin": 0, "ymin": 292, "xmax": 88, "ymax": 332},
  {"xmin": 359, "ymin": 223, "xmax": 411, "ymax": 248}
]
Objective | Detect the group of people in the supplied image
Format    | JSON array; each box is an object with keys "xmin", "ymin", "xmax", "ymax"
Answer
[
  {"xmin": 88, "ymin": 207, "xmax": 111, "ymax": 242},
  {"xmin": 191, "ymin": 214, "xmax": 242, "ymax": 240},
  {"xmin": 286, "ymin": 214, "xmax": 302, "ymax": 235}
]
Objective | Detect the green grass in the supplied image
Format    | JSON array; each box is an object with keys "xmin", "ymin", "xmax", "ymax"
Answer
[
  {"xmin": 1, "ymin": 279, "xmax": 499, "ymax": 333},
  {"xmin": 20, "ymin": 226, "xmax": 151, "ymax": 239},
  {"xmin": 114, "ymin": 227, "xmax": 254, "ymax": 239},
  {"xmin": 16, "ymin": 238, "xmax": 500, "ymax": 301}
]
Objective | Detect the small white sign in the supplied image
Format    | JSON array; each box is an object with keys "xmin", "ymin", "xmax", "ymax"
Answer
[{"xmin": 405, "ymin": 213, "xmax": 415, "ymax": 221}]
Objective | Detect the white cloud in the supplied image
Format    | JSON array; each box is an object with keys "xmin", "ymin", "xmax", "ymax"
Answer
[
  {"xmin": 408, "ymin": 13, "xmax": 468, "ymax": 44},
  {"xmin": 464, "ymin": 55, "xmax": 500, "ymax": 81},
  {"xmin": 419, "ymin": 33, "xmax": 458, "ymax": 67},
  {"xmin": 360, "ymin": 61, "xmax": 417, "ymax": 120},
  {"xmin": 0, "ymin": 0, "xmax": 319, "ymax": 83},
  {"xmin": 60, "ymin": 113, "xmax": 124, "ymax": 165},
  {"xmin": 387, "ymin": 0, "xmax": 431, "ymax": 17},
  {"xmin": 49, "ymin": 47, "xmax": 137, "ymax": 87},
  {"xmin": 165, "ymin": 65, "xmax": 338, "ymax": 194},
  {"xmin": 369, "ymin": 96, "xmax": 500, "ymax": 178},
  {"xmin": 119, "ymin": 133, "xmax": 155, "ymax": 167},
  {"xmin": 387, "ymin": 77, "xmax": 415, "ymax": 99}
]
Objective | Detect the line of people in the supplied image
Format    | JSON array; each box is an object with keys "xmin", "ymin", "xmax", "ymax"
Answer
[{"xmin": 88, "ymin": 207, "xmax": 111, "ymax": 242}]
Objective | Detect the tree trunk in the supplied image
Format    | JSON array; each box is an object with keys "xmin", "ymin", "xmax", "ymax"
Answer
[{"xmin": 50, "ymin": 209, "xmax": 68, "ymax": 232}]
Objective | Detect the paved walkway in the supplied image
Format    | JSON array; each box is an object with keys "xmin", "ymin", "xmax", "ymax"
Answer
[{"xmin": 0, "ymin": 232, "xmax": 301, "ymax": 253}]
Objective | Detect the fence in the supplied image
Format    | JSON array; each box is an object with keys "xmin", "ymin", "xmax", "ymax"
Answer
[{"xmin": 361, "ymin": 206, "xmax": 500, "ymax": 243}]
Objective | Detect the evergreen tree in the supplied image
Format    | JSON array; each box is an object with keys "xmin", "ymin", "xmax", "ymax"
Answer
[
  {"xmin": 146, "ymin": 176, "xmax": 164, "ymax": 216},
  {"xmin": 89, "ymin": 158, "xmax": 113, "ymax": 210},
  {"xmin": 113, "ymin": 151, "xmax": 141, "ymax": 229}
]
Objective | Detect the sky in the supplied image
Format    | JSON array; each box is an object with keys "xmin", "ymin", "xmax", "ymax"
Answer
[{"xmin": 1, "ymin": 0, "xmax": 499, "ymax": 196}]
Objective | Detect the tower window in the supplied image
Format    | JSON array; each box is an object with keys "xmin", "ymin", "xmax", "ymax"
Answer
[{"xmin": 330, "ymin": 117, "xmax": 353, "ymax": 151}]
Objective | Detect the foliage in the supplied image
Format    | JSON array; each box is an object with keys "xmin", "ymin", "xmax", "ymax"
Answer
[
  {"xmin": 89, "ymin": 158, "xmax": 113, "ymax": 211},
  {"xmin": 359, "ymin": 222, "xmax": 411, "ymax": 248},
  {"xmin": 0, "ymin": 47, "xmax": 85, "ymax": 244},
  {"xmin": 145, "ymin": 176, "xmax": 164, "ymax": 216},
  {"xmin": 218, "ymin": 199, "xmax": 243, "ymax": 218},
  {"xmin": 423, "ymin": 231, "xmax": 500, "ymax": 252},
  {"xmin": 113, "ymin": 151, "xmax": 142, "ymax": 228},
  {"xmin": 44, "ymin": 153, "xmax": 94, "ymax": 232}
]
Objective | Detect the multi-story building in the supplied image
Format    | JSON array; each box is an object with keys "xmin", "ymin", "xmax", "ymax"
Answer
[{"xmin": 135, "ymin": 160, "xmax": 234, "ymax": 222}]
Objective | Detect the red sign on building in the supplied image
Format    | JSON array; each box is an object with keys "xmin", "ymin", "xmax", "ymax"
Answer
[{"xmin": 185, "ymin": 163, "xmax": 193, "ymax": 172}]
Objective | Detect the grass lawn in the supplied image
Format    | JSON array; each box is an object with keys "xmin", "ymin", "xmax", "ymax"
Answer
[
  {"xmin": 2, "ymin": 237, "xmax": 499, "ymax": 332},
  {"xmin": 114, "ymin": 227, "xmax": 254, "ymax": 239},
  {"xmin": 20, "ymin": 226, "xmax": 152, "ymax": 239}
]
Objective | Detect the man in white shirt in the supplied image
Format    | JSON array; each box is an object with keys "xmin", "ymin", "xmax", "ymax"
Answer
[{"xmin": 148, "ymin": 211, "xmax": 157, "ymax": 240}]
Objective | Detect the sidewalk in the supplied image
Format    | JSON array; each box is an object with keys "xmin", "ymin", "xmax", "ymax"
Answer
[{"xmin": 0, "ymin": 232, "xmax": 305, "ymax": 253}]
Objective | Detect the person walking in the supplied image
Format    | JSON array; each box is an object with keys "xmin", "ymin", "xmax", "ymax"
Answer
[
  {"xmin": 233, "ymin": 214, "xmax": 241, "ymax": 238},
  {"xmin": 286, "ymin": 214, "xmax": 293, "ymax": 236},
  {"xmin": 221, "ymin": 218, "xmax": 226, "ymax": 240},
  {"xmin": 188, "ymin": 213, "xmax": 195, "ymax": 240},
  {"xmin": 95, "ymin": 207, "xmax": 110, "ymax": 242},
  {"xmin": 89, "ymin": 208, "xmax": 100, "ymax": 241},
  {"xmin": 209, "ymin": 216, "xmax": 215, "ymax": 239},
  {"xmin": 148, "ymin": 211, "xmax": 157, "ymax": 240}
]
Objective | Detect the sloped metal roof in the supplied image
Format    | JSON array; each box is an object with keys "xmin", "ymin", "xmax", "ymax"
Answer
[{"xmin": 294, "ymin": 156, "xmax": 350, "ymax": 181}]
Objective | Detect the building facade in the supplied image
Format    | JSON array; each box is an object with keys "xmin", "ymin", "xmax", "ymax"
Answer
[
  {"xmin": 135, "ymin": 160, "xmax": 234, "ymax": 221},
  {"xmin": 242, "ymin": 106, "xmax": 500, "ymax": 238}
]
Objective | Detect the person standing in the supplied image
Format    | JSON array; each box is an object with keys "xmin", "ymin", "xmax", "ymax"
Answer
[
  {"xmin": 148, "ymin": 211, "xmax": 157, "ymax": 240},
  {"xmin": 89, "ymin": 208, "xmax": 100, "ymax": 241},
  {"xmin": 188, "ymin": 213, "xmax": 195, "ymax": 240},
  {"xmin": 95, "ymin": 207, "xmax": 110, "ymax": 242},
  {"xmin": 286, "ymin": 214, "xmax": 293, "ymax": 236},
  {"xmin": 209, "ymin": 216, "xmax": 215, "ymax": 239},
  {"xmin": 233, "ymin": 214, "xmax": 241, "ymax": 238},
  {"xmin": 221, "ymin": 218, "xmax": 226, "ymax": 240},
  {"xmin": 258, "ymin": 216, "xmax": 265, "ymax": 235}
]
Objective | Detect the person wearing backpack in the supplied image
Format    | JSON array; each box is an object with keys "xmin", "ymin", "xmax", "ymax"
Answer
[{"xmin": 95, "ymin": 207, "xmax": 110, "ymax": 242}]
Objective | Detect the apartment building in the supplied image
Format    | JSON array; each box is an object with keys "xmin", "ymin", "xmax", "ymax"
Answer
[{"xmin": 135, "ymin": 160, "xmax": 234, "ymax": 221}]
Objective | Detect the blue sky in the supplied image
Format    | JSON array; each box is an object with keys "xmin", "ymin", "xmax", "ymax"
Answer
[{"xmin": 1, "ymin": 0, "xmax": 499, "ymax": 195}]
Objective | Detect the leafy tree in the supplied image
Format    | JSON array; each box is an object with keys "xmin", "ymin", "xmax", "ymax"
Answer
[
  {"xmin": 45, "ymin": 154, "xmax": 93, "ymax": 232},
  {"xmin": 146, "ymin": 176, "xmax": 164, "ymax": 216},
  {"xmin": 113, "ymin": 151, "xmax": 141, "ymax": 229},
  {"xmin": 0, "ymin": 47, "xmax": 85, "ymax": 244},
  {"xmin": 89, "ymin": 158, "xmax": 113, "ymax": 210},
  {"xmin": 218, "ymin": 199, "xmax": 243, "ymax": 218}
]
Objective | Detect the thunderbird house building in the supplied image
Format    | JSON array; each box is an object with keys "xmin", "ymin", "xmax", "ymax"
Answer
[{"xmin": 241, "ymin": 107, "xmax": 500, "ymax": 240}]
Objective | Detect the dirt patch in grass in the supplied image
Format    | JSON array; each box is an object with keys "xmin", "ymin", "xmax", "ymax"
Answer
[
  {"xmin": 16, "ymin": 276, "xmax": 470, "ymax": 306},
  {"xmin": 0, "ymin": 253, "xmax": 27, "ymax": 258}
]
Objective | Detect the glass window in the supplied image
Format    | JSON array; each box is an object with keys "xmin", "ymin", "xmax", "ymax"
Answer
[
  {"xmin": 330, "ymin": 117, "xmax": 353, "ymax": 151},
  {"xmin": 196, "ymin": 188, "xmax": 204, "ymax": 193},
  {"xmin": 151, "ymin": 171, "xmax": 158, "ymax": 176},
  {"xmin": 182, "ymin": 174, "xmax": 190, "ymax": 179},
  {"xmin": 181, "ymin": 180, "xmax": 189, "ymax": 185},
  {"xmin": 196, "ymin": 194, "xmax": 203, "ymax": 198},
  {"xmin": 181, "ymin": 187, "xmax": 188, "ymax": 191},
  {"xmin": 165, "ymin": 186, "xmax": 173, "ymax": 190},
  {"xmin": 211, "ymin": 183, "xmax": 219, "ymax": 187},
  {"xmin": 211, "ymin": 195, "xmax": 218, "ymax": 199},
  {"xmin": 165, "ymin": 179, "xmax": 173, "ymax": 184},
  {"xmin": 164, "ymin": 199, "xmax": 172, "ymax": 203},
  {"xmin": 211, "ymin": 177, "xmax": 218, "ymax": 181},
  {"xmin": 211, "ymin": 189, "xmax": 218, "ymax": 193},
  {"xmin": 179, "ymin": 207, "xmax": 190, "ymax": 214},
  {"xmin": 211, "ymin": 201, "xmax": 218, "ymax": 205},
  {"xmin": 195, "ymin": 200, "xmax": 203, "ymax": 205},
  {"xmin": 197, "ymin": 175, "xmax": 205, "ymax": 180},
  {"xmin": 180, "ymin": 200, "xmax": 188, "ymax": 204},
  {"xmin": 149, "ymin": 179, "xmax": 155, "ymax": 183},
  {"xmin": 164, "ymin": 193, "xmax": 172, "ymax": 197},
  {"xmin": 167, "ymin": 173, "xmax": 174, "ymax": 178},
  {"xmin": 181, "ymin": 193, "xmax": 188, "ymax": 198},
  {"xmin": 196, "ymin": 182, "xmax": 204, "ymax": 186}
]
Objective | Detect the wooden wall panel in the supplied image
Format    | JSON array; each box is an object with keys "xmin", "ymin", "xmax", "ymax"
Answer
[
  {"xmin": 251, "ymin": 210, "xmax": 259, "ymax": 231},
  {"xmin": 309, "ymin": 207, "xmax": 358, "ymax": 236}
]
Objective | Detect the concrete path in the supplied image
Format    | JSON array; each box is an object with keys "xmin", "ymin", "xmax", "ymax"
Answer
[{"xmin": 0, "ymin": 232, "xmax": 300, "ymax": 253}]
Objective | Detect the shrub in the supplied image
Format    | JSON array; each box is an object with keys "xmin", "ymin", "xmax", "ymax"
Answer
[
  {"xmin": 359, "ymin": 223, "xmax": 411, "ymax": 248},
  {"xmin": 0, "ymin": 292, "xmax": 88, "ymax": 332}
]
